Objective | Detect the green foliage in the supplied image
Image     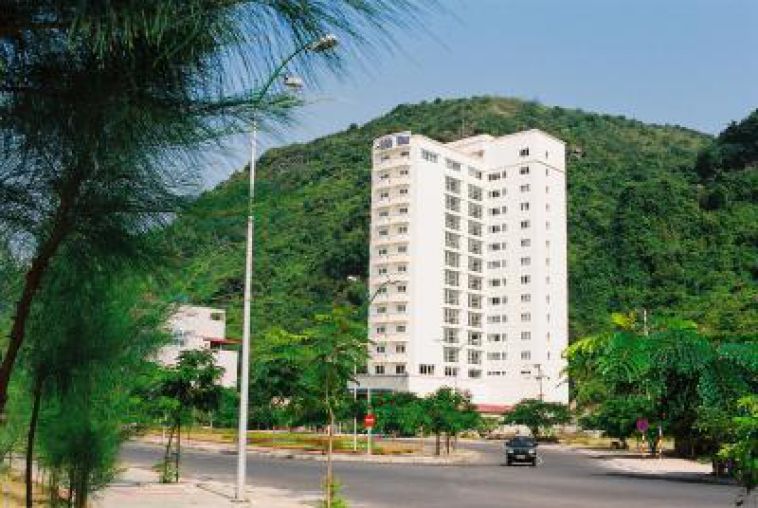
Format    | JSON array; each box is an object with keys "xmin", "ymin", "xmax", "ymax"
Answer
[
  {"xmin": 717, "ymin": 395, "xmax": 757, "ymax": 494},
  {"xmin": 373, "ymin": 392, "xmax": 426, "ymax": 437},
  {"xmin": 502, "ymin": 399, "xmax": 571, "ymax": 439},
  {"xmin": 568, "ymin": 319, "xmax": 757, "ymax": 461},
  {"xmin": 422, "ymin": 387, "xmax": 481, "ymax": 455},
  {"xmin": 157, "ymin": 96, "xmax": 755, "ymax": 342}
]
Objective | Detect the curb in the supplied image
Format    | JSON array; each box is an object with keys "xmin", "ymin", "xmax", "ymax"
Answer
[{"xmin": 134, "ymin": 438, "xmax": 481, "ymax": 466}]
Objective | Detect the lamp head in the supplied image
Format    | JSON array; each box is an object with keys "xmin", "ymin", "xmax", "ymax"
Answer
[
  {"xmin": 309, "ymin": 33, "xmax": 339, "ymax": 52},
  {"xmin": 283, "ymin": 74, "xmax": 304, "ymax": 90}
]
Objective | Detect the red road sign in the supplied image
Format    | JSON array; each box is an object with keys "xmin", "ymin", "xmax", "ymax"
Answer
[
  {"xmin": 364, "ymin": 413, "xmax": 376, "ymax": 428},
  {"xmin": 636, "ymin": 418, "xmax": 649, "ymax": 433}
]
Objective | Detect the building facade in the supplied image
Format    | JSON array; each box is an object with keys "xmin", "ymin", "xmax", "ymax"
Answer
[
  {"xmin": 158, "ymin": 305, "xmax": 239, "ymax": 388},
  {"xmin": 356, "ymin": 129, "xmax": 568, "ymax": 406}
]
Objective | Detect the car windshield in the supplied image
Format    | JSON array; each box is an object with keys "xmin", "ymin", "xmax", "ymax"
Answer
[{"xmin": 509, "ymin": 437, "xmax": 535, "ymax": 447}]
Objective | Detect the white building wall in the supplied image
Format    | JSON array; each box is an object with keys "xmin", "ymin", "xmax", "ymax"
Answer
[
  {"xmin": 360, "ymin": 130, "xmax": 568, "ymax": 406},
  {"xmin": 159, "ymin": 305, "xmax": 239, "ymax": 389}
]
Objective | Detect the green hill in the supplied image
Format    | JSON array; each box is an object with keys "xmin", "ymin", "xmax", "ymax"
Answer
[{"xmin": 160, "ymin": 96, "xmax": 757, "ymax": 339}]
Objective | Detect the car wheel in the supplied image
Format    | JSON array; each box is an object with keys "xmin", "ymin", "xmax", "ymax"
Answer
[
  {"xmin": 530, "ymin": 460, "xmax": 537, "ymax": 467},
  {"xmin": 506, "ymin": 459, "xmax": 511, "ymax": 466}
]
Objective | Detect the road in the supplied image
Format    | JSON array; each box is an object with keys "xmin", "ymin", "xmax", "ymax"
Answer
[{"xmin": 120, "ymin": 440, "xmax": 738, "ymax": 508}]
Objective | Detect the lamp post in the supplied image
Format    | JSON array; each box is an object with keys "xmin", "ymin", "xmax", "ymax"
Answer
[
  {"xmin": 235, "ymin": 33, "xmax": 338, "ymax": 504},
  {"xmin": 347, "ymin": 276, "xmax": 401, "ymax": 452}
]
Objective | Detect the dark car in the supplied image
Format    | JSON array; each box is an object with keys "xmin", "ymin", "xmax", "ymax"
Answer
[{"xmin": 504, "ymin": 436, "xmax": 538, "ymax": 466}]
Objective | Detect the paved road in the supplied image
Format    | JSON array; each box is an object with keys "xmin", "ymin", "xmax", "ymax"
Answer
[{"xmin": 120, "ymin": 441, "xmax": 739, "ymax": 508}]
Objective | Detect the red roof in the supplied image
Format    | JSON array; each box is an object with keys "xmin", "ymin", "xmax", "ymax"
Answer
[{"xmin": 476, "ymin": 404, "xmax": 512, "ymax": 415}]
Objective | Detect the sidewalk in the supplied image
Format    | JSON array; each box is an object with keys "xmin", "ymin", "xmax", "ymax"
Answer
[
  {"xmin": 573, "ymin": 447, "xmax": 733, "ymax": 484},
  {"xmin": 93, "ymin": 467, "xmax": 317, "ymax": 507},
  {"xmin": 137, "ymin": 435, "xmax": 482, "ymax": 465}
]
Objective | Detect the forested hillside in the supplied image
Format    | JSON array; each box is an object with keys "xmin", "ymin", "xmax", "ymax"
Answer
[{"xmin": 158, "ymin": 97, "xmax": 757, "ymax": 340}]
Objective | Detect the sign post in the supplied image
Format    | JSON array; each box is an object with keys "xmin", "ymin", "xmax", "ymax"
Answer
[{"xmin": 364, "ymin": 413, "xmax": 375, "ymax": 455}]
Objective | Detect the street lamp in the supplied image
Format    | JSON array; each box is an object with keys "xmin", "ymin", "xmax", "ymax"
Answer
[{"xmin": 235, "ymin": 33, "xmax": 338, "ymax": 504}]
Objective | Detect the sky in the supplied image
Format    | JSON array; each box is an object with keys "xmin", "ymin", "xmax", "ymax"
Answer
[{"xmin": 203, "ymin": 0, "xmax": 758, "ymax": 187}]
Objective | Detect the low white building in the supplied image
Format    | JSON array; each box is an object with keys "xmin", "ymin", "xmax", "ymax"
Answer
[{"xmin": 158, "ymin": 305, "xmax": 239, "ymax": 388}]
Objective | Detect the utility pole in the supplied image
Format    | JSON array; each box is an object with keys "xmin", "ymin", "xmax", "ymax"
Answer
[{"xmin": 534, "ymin": 363, "xmax": 545, "ymax": 401}]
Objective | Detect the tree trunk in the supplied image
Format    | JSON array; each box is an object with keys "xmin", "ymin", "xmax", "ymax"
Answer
[
  {"xmin": 25, "ymin": 380, "xmax": 43, "ymax": 508},
  {"xmin": 163, "ymin": 423, "xmax": 175, "ymax": 482},
  {"xmin": 326, "ymin": 405, "xmax": 335, "ymax": 508},
  {"xmin": 175, "ymin": 419, "xmax": 181, "ymax": 482},
  {"xmin": 445, "ymin": 434, "xmax": 451, "ymax": 455},
  {"xmin": 435, "ymin": 433, "xmax": 441, "ymax": 456},
  {"xmin": 0, "ymin": 181, "xmax": 79, "ymax": 415}
]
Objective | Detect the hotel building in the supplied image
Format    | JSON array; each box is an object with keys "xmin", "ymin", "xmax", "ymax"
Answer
[{"xmin": 356, "ymin": 129, "xmax": 568, "ymax": 406}]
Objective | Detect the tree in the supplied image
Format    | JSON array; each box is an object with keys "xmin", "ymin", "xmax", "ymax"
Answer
[
  {"xmin": 0, "ymin": 0, "xmax": 426, "ymax": 417},
  {"xmin": 717, "ymin": 395, "xmax": 757, "ymax": 501},
  {"xmin": 301, "ymin": 307, "xmax": 366, "ymax": 508},
  {"xmin": 502, "ymin": 399, "xmax": 570, "ymax": 440},
  {"xmin": 155, "ymin": 349, "xmax": 223, "ymax": 482},
  {"xmin": 373, "ymin": 392, "xmax": 426, "ymax": 437},
  {"xmin": 423, "ymin": 387, "xmax": 481, "ymax": 456}
]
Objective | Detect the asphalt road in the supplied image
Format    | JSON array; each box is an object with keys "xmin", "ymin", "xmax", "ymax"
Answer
[{"xmin": 120, "ymin": 440, "xmax": 739, "ymax": 508}]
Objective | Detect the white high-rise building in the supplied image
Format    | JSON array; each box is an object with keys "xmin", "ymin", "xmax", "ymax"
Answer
[{"xmin": 356, "ymin": 129, "xmax": 568, "ymax": 407}]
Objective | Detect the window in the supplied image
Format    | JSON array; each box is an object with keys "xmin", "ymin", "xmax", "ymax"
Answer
[
  {"xmin": 376, "ymin": 345, "xmax": 386, "ymax": 353},
  {"xmin": 520, "ymin": 238, "xmax": 531, "ymax": 247},
  {"xmin": 520, "ymin": 166, "xmax": 530, "ymax": 175},
  {"xmin": 397, "ymin": 284, "xmax": 407, "ymax": 293},
  {"xmin": 488, "ymin": 352, "xmax": 502, "ymax": 361},
  {"xmin": 443, "ymin": 328, "xmax": 459, "ymax": 343},
  {"xmin": 489, "ymin": 242, "xmax": 501, "ymax": 252},
  {"xmin": 489, "ymin": 297, "xmax": 501, "ymax": 305},
  {"xmin": 468, "ymin": 167, "xmax": 482, "ymax": 179},
  {"xmin": 378, "ymin": 266, "xmax": 388, "ymax": 275},
  {"xmin": 379, "ymin": 210, "xmax": 389, "ymax": 218},
  {"xmin": 520, "ymin": 202, "xmax": 530, "ymax": 211},
  {"xmin": 378, "ymin": 247, "xmax": 388, "ymax": 256},
  {"xmin": 520, "ymin": 184, "xmax": 530, "ymax": 193},
  {"xmin": 376, "ymin": 306, "xmax": 387, "ymax": 314},
  {"xmin": 444, "ymin": 288, "xmax": 460, "ymax": 305},
  {"xmin": 376, "ymin": 286, "xmax": 387, "ymax": 295},
  {"xmin": 397, "ymin": 245, "xmax": 407, "ymax": 254},
  {"xmin": 521, "ymin": 331, "xmax": 532, "ymax": 340},
  {"xmin": 396, "ymin": 324, "xmax": 406, "ymax": 333},
  {"xmin": 489, "ymin": 207, "xmax": 501, "ymax": 216},
  {"xmin": 467, "ymin": 349, "xmax": 482, "ymax": 365},
  {"xmin": 396, "ymin": 344, "xmax": 406, "ymax": 353},
  {"xmin": 445, "ymin": 250, "xmax": 460, "ymax": 268},
  {"xmin": 488, "ymin": 173, "xmax": 501, "ymax": 182},
  {"xmin": 520, "ymin": 220, "xmax": 530, "ymax": 229},
  {"xmin": 519, "ymin": 148, "xmax": 530, "ymax": 157},
  {"xmin": 380, "ymin": 191, "xmax": 389, "ymax": 199},
  {"xmin": 468, "ymin": 257, "xmax": 482, "ymax": 273},
  {"xmin": 375, "ymin": 365, "xmax": 385, "ymax": 374},
  {"xmin": 468, "ymin": 238, "xmax": 482, "ymax": 254},
  {"xmin": 399, "ymin": 168, "xmax": 409, "ymax": 176},
  {"xmin": 520, "ymin": 351, "xmax": 531, "ymax": 360},
  {"xmin": 444, "ymin": 366, "xmax": 458, "ymax": 377},
  {"xmin": 468, "ymin": 293, "xmax": 482, "ymax": 309},
  {"xmin": 397, "ymin": 225, "xmax": 408, "ymax": 234},
  {"xmin": 487, "ymin": 315, "xmax": 501, "ymax": 324},
  {"xmin": 399, "ymin": 206, "xmax": 408, "ymax": 214},
  {"xmin": 445, "ymin": 231, "xmax": 460, "ymax": 249},
  {"xmin": 521, "ymin": 294, "xmax": 531, "ymax": 303},
  {"xmin": 468, "ymin": 312, "xmax": 482, "ymax": 328},
  {"xmin": 398, "ymin": 264, "xmax": 407, "ymax": 273},
  {"xmin": 376, "ymin": 326, "xmax": 386, "ymax": 334},
  {"xmin": 521, "ymin": 313, "xmax": 531, "ymax": 322},
  {"xmin": 378, "ymin": 227, "xmax": 389, "ymax": 236},
  {"xmin": 444, "ymin": 269, "xmax": 460, "ymax": 287},
  {"xmin": 468, "ymin": 184, "xmax": 483, "ymax": 201},
  {"xmin": 468, "ymin": 369, "xmax": 482, "ymax": 379},
  {"xmin": 396, "ymin": 364, "xmax": 406, "ymax": 375},
  {"xmin": 399, "ymin": 187, "xmax": 409, "ymax": 195},
  {"xmin": 395, "ymin": 304, "xmax": 406, "ymax": 313},
  {"xmin": 468, "ymin": 275, "xmax": 482, "ymax": 290},
  {"xmin": 468, "ymin": 202, "xmax": 483, "ymax": 219},
  {"xmin": 444, "ymin": 308, "xmax": 460, "ymax": 325},
  {"xmin": 468, "ymin": 221, "xmax": 482, "ymax": 237},
  {"xmin": 443, "ymin": 347, "xmax": 459, "ymax": 363},
  {"xmin": 421, "ymin": 149, "xmax": 438, "ymax": 162},
  {"xmin": 487, "ymin": 333, "xmax": 501, "ymax": 343},
  {"xmin": 489, "ymin": 278, "xmax": 501, "ymax": 288},
  {"xmin": 445, "ymin": 194, "xmax": 461, "ymax": 212},
  {"xmin": 489, "ymin": 190, "xmax": 501, "ymax": 198},
  {"xmin": 468, "ymin": 331, "xmax": 482, "ymax": 346},
  {"xmin": 487, "ymin": 260, "xmax": 502, "ymax": 269},
  {"xmin": 445, "ymin": 213, "xmax": 461, "ymax": 230},
  {"xmin": 419, "ymin": 364, "xmax": 435, "ymax": 375},
  {"xmin": 489, "ymin": 225, "xmax": 501, "ymax": 233},
  {"xmin": 520, "ymin": 275, "xmax": 531, "ymax": 284},
  {"xmin": 520, "ymin": 257, "xmax": 531, "ymax": 266},
  {"xmin": 445, "ymin": 176, "xmax": 461, "ymax": 194},
  {"xmin": 546, "ymin": 221, "xmax": 551, "ymax": 230},
  {"xmin": 446, "ymin": 159, "xmax": 462, "ymax": 171}
]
